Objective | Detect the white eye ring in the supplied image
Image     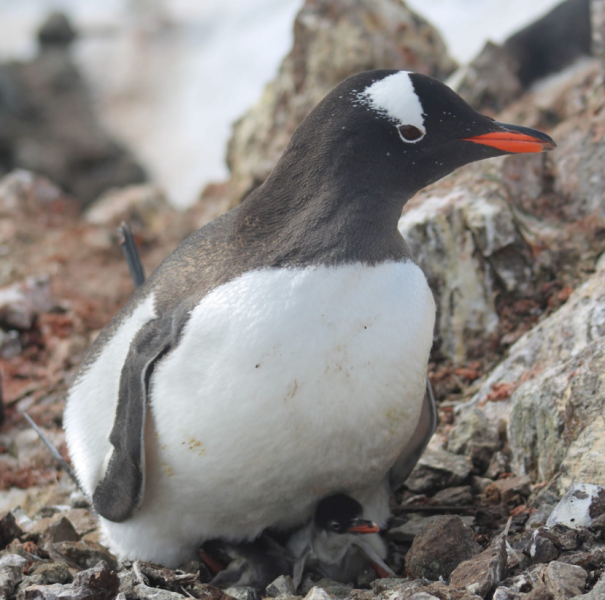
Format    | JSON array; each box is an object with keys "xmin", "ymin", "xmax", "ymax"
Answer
[{"xmin": 398, "ymin": 124, "xmax": 425, "ymax": 143}]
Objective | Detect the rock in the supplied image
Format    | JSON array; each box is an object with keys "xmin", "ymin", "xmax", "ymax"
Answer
[
  {"xmin": 371, "ymin": 578, "xmax": 429, "ymax": 594},
  {"xmin": 18, "ymin": 562, "xmax": 72, "ymax": 588},
  {"xmin": 450, "ymin": 536, "xmax": 507, "ymax": 598},
  {"xmin": 0, "ymin": 554, "xmax": 27, "ymax": 598},
  {"xmin": 529, "ymin": 529, "xmax": 559, "ymax": 564},
  {"xmin": 226, "ymin": 0, "xmax": 456, "ymax": 206},
  {"xmin": 431, "ymin": 486, "xmax": 473, "ymax": 506},
  {"xmin": 37, "ymin": 12, "xmax": 77, "ymax": 47},
  {"xmin": 485, "ymin": 263, "xmax": 605, "ymax": 492},
  {"xmin": 546, "ymin": 484, "xmax": 605, "ymax": 528},
  {"xmin": 224, "ymin": 587, "xmax": 260, "ymax": 600},
  {"xmin": 447, "ymin": 410, "xmax": 500, "ymax": 473},
  {"xmin": 451, "ymin": 41, "xmax": 522, "ymax": 114},
  {"xmin": 84, "ymin": 184, "xmax": 174, "ymax": 239},
  {"xmin": 408, "ymin": 582, "xmax": 482, "ymax": 599},
  {"xmin": 0, "ymin": 275, "xmax": 54, "ymax": 330},
  {"xmin": 0, "ymin": 511, "xmax": 23, "ymax": 549},
  {"xmin": 493, "ymin": 589, "xmax": 522, "ymax": 600},
  {"xmin": 526, "ymin": 505, "xmax": 556, "ymax": 530},
  {"xmin": 524, "ymin": 588, "xmax": 555, "ymax": 600},
  {"xmin": 594, "ymin": 0, "xmax": 605, "ymax": 66},
  {"xmin": 470, "ymin": 477, "xmax": 492, "ymax": 496},
  {"xmin": 0, "ymin": 329, "xmax": 21, "ymax": 359},
  {"xmin": 404, "ymin": 448, "xmax": 472, "ymax": 493},
  {"xmin": 303, "ymin": 587, "xmax": 335, "ymax": 600},
  {"xmin": 129, "ymin": 584, "xmax": 187, "ymax": 600},
  {"xmin": 49, "ymin": 541, "xmax": 117, "ymax": 571},
  {"xmin": 388, "ymin": 514, "xmax": 475, "ymax": 543},
  {"xmin": 570, "ymin": 570, "xmax": 605, "ymax": 599},
  {"xmin": 484, "ymin": 476, "xmax": 532, "ymax": 507},
  {"xmin": 39, "ymin": 517, "xmax": 80, "ymax": 547},
  {"xmin": 485, "ymin": 452, "xmax": 512, "ymax": 481},
  {"xmin": 266, "ymin": 575, "xmax": 296, "ymax": 597},
  {"xmin": 307, "ymin": 579, "xmax": 351, "ymax": 599},
  {"xmin": 541, "ymin": 561, "xmax": 587, "ymax": 599},
  {"xmin": 0, "ymin": 32, "xmax": 147, "ymax": 205},
  {"xmin": 405, "ymin": 515, "xmax": 481, "ymax": 580}
]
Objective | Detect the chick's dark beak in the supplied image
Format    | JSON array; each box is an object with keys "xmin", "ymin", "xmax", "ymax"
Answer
[
  {"xmin": 346, "ymin": 518, "xmax": 381, "ymax": 534},
  {"xmin": 462, "ymin": 122, "xmax": 556, "ymax": 154}
]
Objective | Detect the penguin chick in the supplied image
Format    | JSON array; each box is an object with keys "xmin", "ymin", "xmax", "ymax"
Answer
[{"xmin": 288, "ymin": 493, "xmax": 394, "ymax": 588}]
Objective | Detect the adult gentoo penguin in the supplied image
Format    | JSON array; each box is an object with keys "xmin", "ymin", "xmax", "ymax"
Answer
[{"xmin": 64, "ymin": 70, "xmax": 555, "ymax": 566}]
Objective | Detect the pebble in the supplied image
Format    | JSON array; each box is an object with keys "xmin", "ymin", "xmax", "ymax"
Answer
[
  {"xmin": 0, "ymin": 554, "xmax": 27, "ymax": 598},
  {"xmin": 404, "ymin": 449, "xmax": 472, "ymax": 494},
  {"xmin": 266, "ymin": 575, "xmax": 296, "ymax": 597},
  {"xmin": 541, "ymin": 560, "xmax": 587, "ymax": 599},
  {"xmin": 405, "ymin": 515, "xmax": 481, "ymax": 580}
]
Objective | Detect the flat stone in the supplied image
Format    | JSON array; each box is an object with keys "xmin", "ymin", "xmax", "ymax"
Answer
[
  {"xmin": 404, "ymin": 449, "xmax": 473, "ymax": 494},
  {"xmin": 541, "ymin": 561, "xmax": 587, "ymax": 599},
  {"xmin": 131, "ymin": 584, "xmax": 187, "ymax": 600},
  {"xmin": 18, "ymin": 563, "xmax": 72, "ymax": 588},
  {"xmin": 40, "ymin": 517, "xmax": 80, "ymax": 547},
  {"xmin": 266, "ymin": 575, "xmax": 296, "ymax": 597},
  {"xmin": 0, "ymin": 511, "xmax": 23, "ymax": 549},
  {"xmin": 450, "ymin": 536, "xmax": 507, "ymax": 598},
  {"xmin": 388, "ymin": 514, "xmax": 475, "ymax": 543},
  {"xmin": 547, "ymin": 484, "xmax": 605, "ymax": 528},
  {"xmin": 49, "ymin": 541, "xmax": 117, "ymax": 571},
  {"xmin": 431, "ymin": 486, "xmax": 473, "ymax": 506},
  {"xmin": 492, "ymin": 588, "xmax": 522, "ymax": 600},
  {"xmin": 405, "ymin": 515, "xmax": 481, "ymax": 580}
]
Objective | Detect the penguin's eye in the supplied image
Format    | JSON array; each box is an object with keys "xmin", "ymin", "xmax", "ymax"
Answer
[
  {"xmin": 329, "ymin": 520, "xmax": 342, "ymax": 533},
  {"xmin": 398, "ymin": 125, "xmax": 424, "ymax": 143}
]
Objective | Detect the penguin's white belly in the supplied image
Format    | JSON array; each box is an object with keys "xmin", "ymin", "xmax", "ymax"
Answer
[{"xmin": 69, "ymin": 261, "xmax": 435, "ymax": 565}]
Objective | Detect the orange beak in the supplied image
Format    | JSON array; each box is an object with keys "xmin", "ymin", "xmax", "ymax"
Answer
[
  {"xmin": 463, "ymin": 123, "xmax": 556, "ymax": 154},
  {"xmin": 346, "ymin": 519, "xmax": 381, "ymax": 534}
]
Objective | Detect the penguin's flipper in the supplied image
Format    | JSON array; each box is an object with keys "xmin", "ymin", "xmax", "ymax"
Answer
[
  {"xmin": 388, "ymin": 377, "xmax": 437, "ymax": 491},
  {"xmin": 92, "ymin": 316, "xmax": 173, "ymax": 522}
]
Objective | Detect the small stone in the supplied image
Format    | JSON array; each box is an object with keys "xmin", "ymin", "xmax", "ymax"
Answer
[
  {"xmin": 40, "ymin": 517, "xmax": 80, "ymax": 546},
  {"xmin": 493, "ymin": 588, "xmax": 522, "ymax": 600},
  {"xmin": 407, "ymin": 593, "xmax": 440, "ymax": 600},
  {"xmin": 570, "ymin": 570, "xmax": 605, "ymax": 599},
  {"xmin": 387, "ymin": 514, "xmax": 475, "ymax": 543},
  {"xmin": 309, "ymin": 579, "xmax": 352, "ymax": 599},
  {"xmin": 524, "ymin": 587, "xmax": 555, "ymax": 600},
  {"xmin": 529, "ymin": 528, "xmax": 559, "ymax": 564},
  {"xmin": 450, "ymin": 536, "xmax": 507, "ymax": 598},
  {"xmin": 526, "ymin": 505, "xmax": 556, "ymax": 530},
  {"xmin": 131, "ymin": 584, "xmax": 187, "ymax": 600},
  {"xmin": 371, "ymin": 577, "xmax": 427, "ymax": 594},
  {"xmin": 18, "ymin": 562, "xmax": 72, "ymax": 587},
  {"xmin": 447, "ymin": 409, "xmax": 500, "ymax": 474},
  {"xmin": 485, "ymin": 451, "xmax": 512, "ymax": 480},
  {"xmin": 224, "ymin": 587, "xmax": 260, "ymax": 600},
  {"xmin": 542, "ymin": 561, "xmax": 587, "ymax": 599},
  {"xmin": 405, "ymin": 515, "xmax": 481, "ymax": 580},
  {"xmin": 303, "ymin": 587, "xmax": 335, "ymax": 600},
  {"xmin": 49, "ymin": 540, "xmax": 117, "ymax": 571},
  {"xmin": 484, "ymin": 476, "xmax": 532, "ymax": 506},
  {"xmin": 0, "ymin": 554, "xmax": 27, "ymax": 598},
  {"xmin": 266, "ymin": 574, "xmax": 296, "ymax": 597},
  {"xmin": 546, "ymin": 484, "xmax": 605, "ymax": 529},
  {"xmin": 471, "ymin": 476, "xmax": 492, "ymax": 495},
  {"xmin": 431, "ymin": 486, "xmax": 473, "ymax": 506},
  {"xmin": 0, "ymin": 511, "xmax": 24, "ymax": 549},
  {"xmin": 404, "ymin": 449, "xmax": 472, "ymax": 494}
]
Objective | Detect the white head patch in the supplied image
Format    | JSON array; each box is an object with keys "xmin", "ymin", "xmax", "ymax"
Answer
[{"xmin": 356, "ymin": 72, "xmax": 426, "ymax": 143}]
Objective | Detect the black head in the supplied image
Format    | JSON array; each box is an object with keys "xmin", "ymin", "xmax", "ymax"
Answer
[
  {"xmin": 238, "ymin": 69, "xmax": 556, "ymax": 267},
  {"xmin": 314, "ymin": 493, "xmax": 380, "ymax": 535}
]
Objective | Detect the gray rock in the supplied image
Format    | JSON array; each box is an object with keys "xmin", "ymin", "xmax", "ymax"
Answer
[
  {"xmin": 0, "ymin": 275, "xmax": 53, "ymax": 330},
  {"xmin": 388, "ymin": 513, "xmax": 475, "ymax": 543},
  {"xmin": 570, "ymin": 570, "xmax": 605, "ymax": 599},
  {"xmin": 266, "ymin": 575, "xmax": 296, "ymax": 597},
  {"xmin": 226, "ymin": 0, "xmax": 456, "ymax": 207},
  {"xmin": 451, "ymin": 41, "xmax": 522, "ymax": 113},
  {"xmin": 40, "ymin": 517, "xmax": 80, "ymax": 547},
  {"xmin": 0, "ymin": 554, "xmax": 27, "ymax": 598},
  {"xmin": 471, "ymin": 476, "xmax": 492, "ymax": 495},
  {"xmin": 131, "ymin": 584, "xmax": 187, "ymax": 600},
  {"xmin": 485, "ymin": 451, "xmax": 512, "ymax": 481},
  {"xmin": 224, "ymin": 587, "xmax": 261, "ymax": 600},
  {"xmin": 0, "ymin": 329, "xmax": 21, "ymax": 359},
  {"xmin": 18, "ymin": 563, "xmax": 72, "ymax": 588},
  {"xmin": 372, "ymin": 578, "xmax": 430, "ymax": 599},
  {"xmin": 529, "ymin": 529, "xmax": 559, "ymax": 564},
  {"xmin": 0, "ymin": 511, "xmax": 24, "ymax": 549},
  {"xmin": 49, "ymin": 540, "xmax": 117, "ymax": 571},
  {"xmin": 405, "ymin": 515, "xmax": 481, "ymax": 580},
  {"xmin": 447, "ymin": 409, "xmax": 500, "ymax": 474},
  {"xmin": 303, "ymin": 587, "xmax": 335, "ymax": 600},
  {"xmin": 450, "ymin": 536, "xmax": 507, "ymax": 598},
  {"xmin": 546, "ymin": 484, "xmax": 605, "ymax": 528},
  {"xmin": 431, "ymin": 485, "xmax": 473, "ymax": 506},
  {"xmin": 407, "ymin": 594, "xmax": 440, "ymax": 600},
  {"xmin": 404, "ymin": 448, "xmax": 472, "ymax": 493},
  {"xmin": 526, "ymin": 505, "xmax": 556, "ymax": 530},
  {"xmin": 541, "ymin": 561, "xmax": 587, "ymax": 599},
  {"xmin": 493, "ymin": 588, "xmax": 522, "ymax": 600}
]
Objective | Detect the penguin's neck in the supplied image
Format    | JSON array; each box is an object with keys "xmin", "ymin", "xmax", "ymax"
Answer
[{"xmin": 235, "ymin": 132, "xmax": 414, "ymax": 268}]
